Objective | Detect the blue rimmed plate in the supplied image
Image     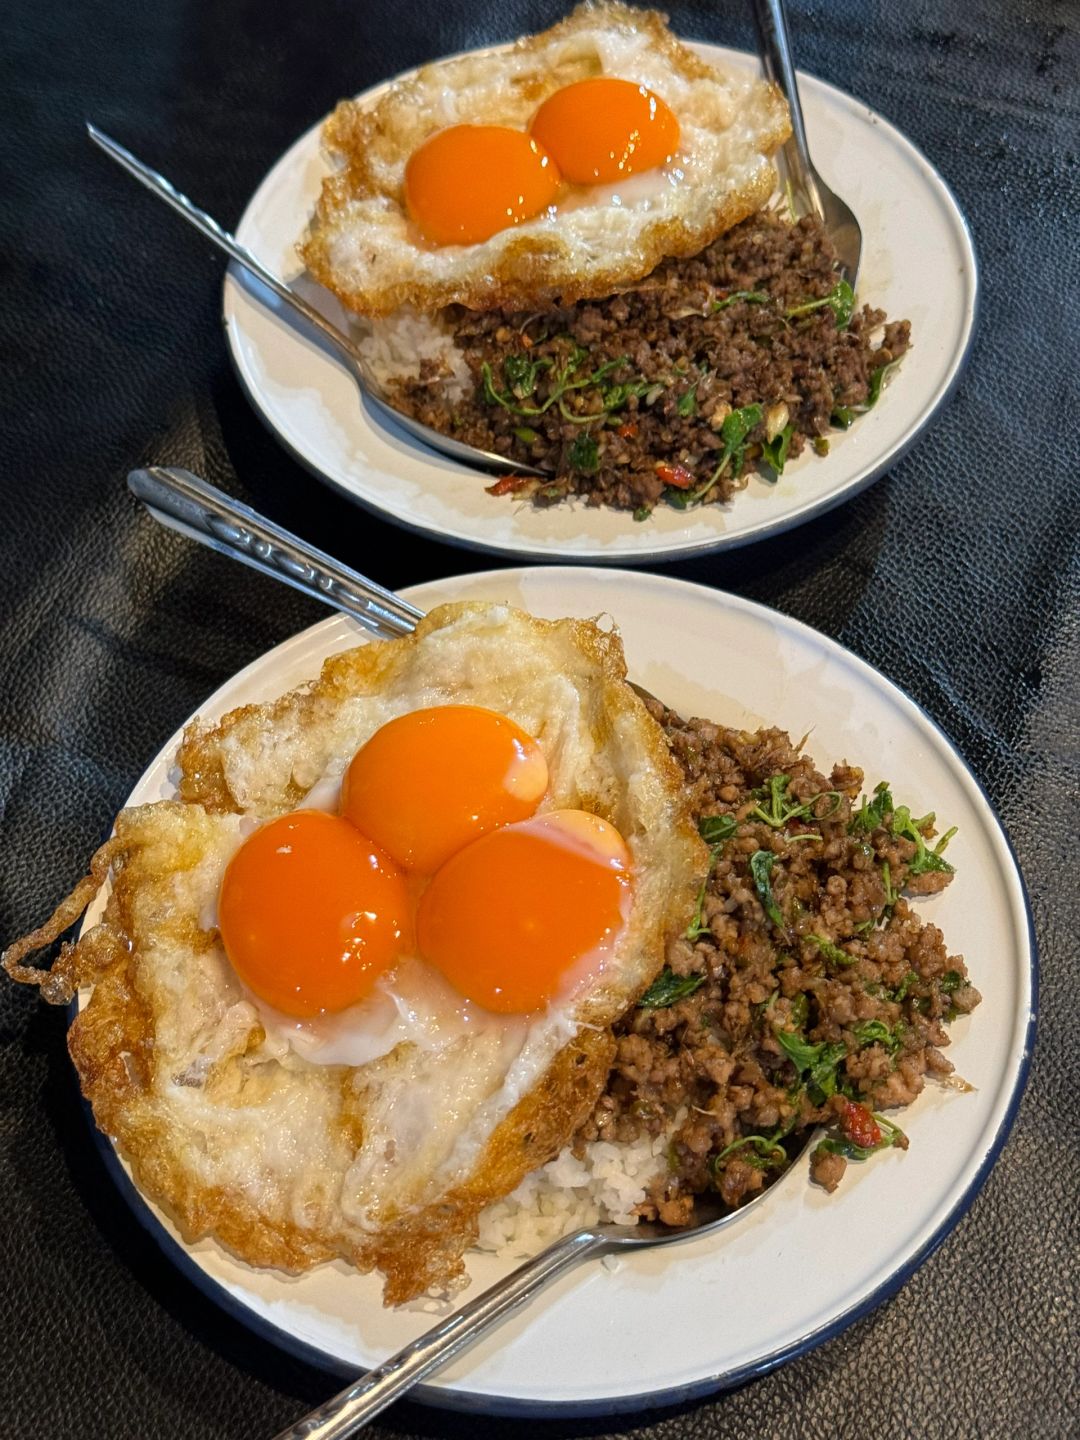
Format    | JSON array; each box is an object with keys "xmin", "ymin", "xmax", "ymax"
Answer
[{"xmin": 75, "ymin": 566, "xmax": 1033, "ymax": 1413}]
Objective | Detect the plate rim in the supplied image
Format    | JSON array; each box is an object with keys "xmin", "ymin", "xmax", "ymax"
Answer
[
  {"xmin": 222, "ymin": 48, "xmax": 980, "ymax": 564},
  {"xmin": 71, "ymin": 566, "xmax": 1035, "ymax": 1416}
]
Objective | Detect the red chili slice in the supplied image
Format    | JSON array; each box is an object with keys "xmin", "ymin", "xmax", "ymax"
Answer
[
  {"xmin": 840, "ymin": 1100, "xmax": 882, "ymax": 1149},
  {"xmin": 618, "ymin": 422, "xmax": 639, "ymax": 439},
  {"xmin": 655, "ymin": 462, "xmax": 694, "ymax": 489},
  {"xmin": 485, "ymin": 474, "xmax": 534, "ymax": 497}
]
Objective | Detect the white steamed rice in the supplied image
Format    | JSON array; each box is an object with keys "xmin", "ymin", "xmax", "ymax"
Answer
[
  {"xmin": 353, "ymin": 308, "xmax": 472, "ymax": 402},
  {"xmin": 474, "ymin": 1127, "xmax": 674, "ymax": 1259}
]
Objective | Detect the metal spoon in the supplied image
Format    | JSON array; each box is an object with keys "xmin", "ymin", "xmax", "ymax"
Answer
[
  {"xmin": 269, "ymin": 1192, "xmax": 784, "ymax": 1440},
  {"xmin": 753, "ymin": 0, "xmax": 862, "ymax": 286},
  {"xmin": 127, "ymin": 465, "xmax": 806, "ymax": 1437},
  {"xmin": 88, "ymin": 125, "xmax": 545, "ymax": 479}
]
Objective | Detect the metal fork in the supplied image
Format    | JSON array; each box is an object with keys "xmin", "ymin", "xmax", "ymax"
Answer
[
  {"xmin": 87, "ymin": 126, "xmax": 545, "ymax": 479},
  {"xmin": 753, "ymin": 0, "xmax": 862, "ymax": 287}
]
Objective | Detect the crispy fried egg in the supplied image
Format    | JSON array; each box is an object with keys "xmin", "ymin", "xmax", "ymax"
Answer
[
  {"xmin": 301, "ymin": 2, "xmax": 791, "ymax": 315},
  {"xmin": 4, "ymin": 604, "xmax": 705, "ymax": 1304}
]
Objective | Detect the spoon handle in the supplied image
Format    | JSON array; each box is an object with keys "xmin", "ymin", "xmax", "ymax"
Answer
[
  {"xmin": 271, "ymin": 1229, "xmax": 607, "ymax": 1439},
  {"xmin": 86, "ymin": 124, "xmax": 365, "ymax": 367},
  {"xmin": 127, "ymin": 466, "xmax": 423, "ymax": 639},
  {"xmin": 752, "ymin": 0, "xmax": 824, "ymax": 216}
]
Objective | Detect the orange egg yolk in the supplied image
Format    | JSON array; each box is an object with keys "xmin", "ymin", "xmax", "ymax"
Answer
[
  {"xmin": 404, "ymin": 125, "xmax": 561, "ymax": 246},
  {"xmin": 416, "ymin": 809, "xmax": 632, "ymax": 1014},
  {"xmin": 341, "ymin": 705, "xmax": 549, "ymax": 873},
  {"xmin": 529, "ymin": 77, "xmax": 680, "ymax": 185},
  {"xmin": 218, "ymin": 810, "xmax": 410, "ymax": 1018}
]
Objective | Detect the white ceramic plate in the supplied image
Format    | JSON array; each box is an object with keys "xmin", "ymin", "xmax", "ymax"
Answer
[
  {"xmin": 79, "ymin": 568, "xmax": 1032, "ymax": 1414},
  {"xmin": 223, "ymin": 44, "xmax": 977, "ymax": 564}
]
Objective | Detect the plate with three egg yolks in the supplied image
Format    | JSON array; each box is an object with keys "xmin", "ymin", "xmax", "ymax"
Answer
[{"xmin": 78, "ymin": 566, "xmax": 1031, "ymax": 1416}]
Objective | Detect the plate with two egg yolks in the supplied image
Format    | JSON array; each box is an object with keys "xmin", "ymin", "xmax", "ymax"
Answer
[
  {"xmin": 225, "ymin": 33, "xmax": 977, "ymax": 561},
  {"xmin": 300, "ymin": 1, "xmax": 783, "ymax": 316},
  {"xmin": 78, "ymin": 567, "xmax": 1032, "ymax": 1415},
  {"xmin": 397, "ymin": 75, "xmax": 683, "ymax": 252}
]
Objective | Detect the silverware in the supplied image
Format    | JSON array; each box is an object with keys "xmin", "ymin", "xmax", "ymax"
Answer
[
  {"xmin": 753, "ymin": 0, "xmax": 862, "ymax": 287},
  {"xmin": 128, "ymin": 464, "xmax": 804, "ymax": 1436},
  {"xmin": 127, "ymin": 466, "xmax": 424, "ymax": 639},
  {"xmin": 88, "ymin": 125, "xmax": 545, "ymax": 479},
  {"xmin": 129, "ymin": 464, "xmax": 664, "ymax": 704},
  {"xmin": 269, "ymin": 1188, "xmax": 787, "ymax": 1440}
]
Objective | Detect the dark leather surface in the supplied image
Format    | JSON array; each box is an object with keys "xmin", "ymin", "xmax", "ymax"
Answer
[{"xmin": 2, "ymin": 1, "xmax": 1077, "ymax": 1436}]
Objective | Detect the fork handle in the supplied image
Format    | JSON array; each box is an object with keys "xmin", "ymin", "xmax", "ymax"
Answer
[
  {"xmin": 86, "ymin": 124, "xmax": 366, "ymax": 368},
  {"xmin": 127, "ymin": 466, "xmax": 423, "ymax": 640},
  {"xmin": 271, "ymin": 1229, "xmax": 608, "ymax": 1439},
  {"xmin": 752, "ymin": 0, "xmax": 824, "ymax": 216}
]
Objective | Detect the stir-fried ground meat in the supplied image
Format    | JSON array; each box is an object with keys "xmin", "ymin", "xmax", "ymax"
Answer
[
  {"xmin": 574, "ymin": 708, "xmax": 980, "ymax": 1218},
  {"xmin": 393, "ymin": 210, "xmax": 911, "ymax": 514}
]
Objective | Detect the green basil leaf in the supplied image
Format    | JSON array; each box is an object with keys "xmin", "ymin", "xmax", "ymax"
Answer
[
  {"xmin": 750, "ymin": 849, "xmax": 785, "ymax": 928},
  {"xmin": 712, "ymin": 1133, "xmax": 787, "ymax": 1171},
  {"xmin": 601, "ymin": 378, "xmax": 650, "ymax": 412},
  {"xmin": 786, "ymin": 278, "xmax": 855, "ymax": 329},
  {"xmin": 850, "ymin": 781, "xmax": 894, "ymax": 833},
  {"xmin": 866, "ymin": 360, "xmax": 900, "ymax": 407},
  {"xmin": 712, "ymin": 289, "xmax": 770, "ymax": 311},
  {"xmin": 699, "ymin": 813, "xmax": 738, "ymax": 843},
  {"xmin": 806, "ymin": 934, "xmax": 857, "ymax": 967},
  {"xmin": 774, "ymin": 1032, "xmax": 846, "ymax": 1102},
  {"xmin": 829, "ymin": 279, "xmax": 856, "ymax": 328},
  {"xmin": 851, "ymin": 1020, "xmax": 903, "ymax": 1055},
  {"xmin": 568, "ymin": 432, "xmax": 599, "ymax": 474},
  {"xmin": 639, "ymin": 967, "xmax": 707, "ymax": 1008},
  {"xmin": 891, "ymin": 805, "xmax": 956, "ymax": 876},
  {"xmin": 761, "ymin": 423, "xmax": 793, "ymax": 475},
  {"xmin": 891, "ymin": 970, "xmax": 918, "ymax": 1001},
  {"xmin": 503, "ymin": 353, "xmax": 549, "ymax": 400},
  {"xmin": 721, "ymin": 402, "xmax": 763, "ymax": 452},
  {"xmin": 774, "ymin": 1028, "xmax": 821, "ymax": 1072},
  {"xmin": 677, "ymin": 384, "xmax": 698, "ymax": 418}
]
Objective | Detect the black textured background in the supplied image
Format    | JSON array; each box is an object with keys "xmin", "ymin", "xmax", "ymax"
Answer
[{"xmin": 2, "ymin": 1, "xmax": 1078, "ymax": 1436}]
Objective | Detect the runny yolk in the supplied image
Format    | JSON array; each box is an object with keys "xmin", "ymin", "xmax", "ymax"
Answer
[
  {"xmin": 416, "ymin": 809, "xmax": 632, "ymax": 1014},
  {"xmin": 404, "ymin": 125, "xmax": 561, "ymax": 246},
  {"xmin": 341, "ymin": 705, "xmax": 549, "ymax": 874},
  {"xmin": 529, "ymin": 77, "xmax": 680, "ymax": 185},
  {"xmin": 218, "ymin": 810, "xmax": 409, "ymax": 1018}
]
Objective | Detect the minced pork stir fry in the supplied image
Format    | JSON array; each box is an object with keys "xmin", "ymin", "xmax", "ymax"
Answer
[
  {"xmin": 574, "ymin": 705, "xmax": 980, "ymax": 1216},
  {"xmin": 393, "ymin": 211, "xmax": 911, "ymax": 515}
]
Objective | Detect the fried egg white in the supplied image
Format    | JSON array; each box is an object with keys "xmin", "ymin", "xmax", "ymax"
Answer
[
  {"xmin": 301, "ymin": 2, "xmax": 791, "ymax": 315},
  {"xmin": 4, "ymin": 603, "xmax": 705, "ymax": 1304}
]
